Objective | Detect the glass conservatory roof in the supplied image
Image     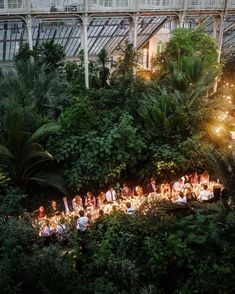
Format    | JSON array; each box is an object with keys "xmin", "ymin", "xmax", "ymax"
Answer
[{"xmin": 0, "ymin": 9, "xmax": 235, "ymax": 61}]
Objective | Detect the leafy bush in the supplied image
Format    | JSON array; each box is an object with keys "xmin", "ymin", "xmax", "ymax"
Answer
[
  {"xmin": 0, "ymin": 204, "xmax": 235, "ymax": 293},
  {"xmin": 0, "ymin": 217, "xmax": 80, "ymax": 294},
  {"xmin": 50, "ymin": 111, "xmax": 145, "ymax": 188},
  {"xmin": 0, "ymin": 187, "xmax": 27, "ymax": 217}
]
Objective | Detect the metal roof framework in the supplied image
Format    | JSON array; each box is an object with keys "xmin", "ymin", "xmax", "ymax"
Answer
[
  {"xmin": 1, "ymin": 14, "xmax": 235, "ymax": 61},
  {"xmin": 1, "ymin": 1, "xmax": 235, "ymax": 88},
  {"xmin": 0, "ymin": 1, "xmax": 235, "ymax": 62},
  {"xmin": 0, "ymin": 15, "xmax": 170, "ymax": 60}
]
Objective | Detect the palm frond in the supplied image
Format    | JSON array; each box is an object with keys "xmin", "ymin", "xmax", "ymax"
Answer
[
  {"xmin": 206, "ymin": 149, "xmax": 235, "ymax": 199},
  {"xmin": 25, "ymin": 171, "xmax": 67, "ymax": 194},
  {"xmin": 0, "ymin": 145, "xmax": 14, "ymax": 160},
  {"xmin": 27, "ymin": 123, "xmax": 59, "ymax": 144}
]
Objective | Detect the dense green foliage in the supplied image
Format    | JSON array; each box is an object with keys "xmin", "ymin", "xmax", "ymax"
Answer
[
  {"xmin": 0, "ymin": 102, "xmax": 66, "ymax": 193},
  {"xmin": 0, "ymin": 205, "xmax": 235, "ymax": 293},
  {"xmin": 15, "ymin": 40, "xmax": 65, "ymax": 70},
  {"xmin": 164, "ymin": 28, "xmax": 218, "ymax": 65},
  {"xmin": 0, "ymin": 28, "xmax": 233, "ymax": 193},
  {"xmin": 0, "ymin": 28, "xmax": 234, "ymax": 293},
  {"xmin": 152, "ymin": 28, "xmax": 219, "ymax": 76}
]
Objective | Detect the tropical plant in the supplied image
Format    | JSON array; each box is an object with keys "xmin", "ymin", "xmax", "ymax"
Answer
[
  {"xmin": 0, "ymin": 187, "xmax": 27, "ymax": 217},
  {"xmin": 15, "ymin": 40, "xmax": 65, "ymax": 70},
  {"xmin": 49, "ymin": 103, "xmax": 145, "ymax": 189},
  {"xmin": 206, "ymin": 148, "xmax": 235, "ymax": 201},
  {"xmin": 96, "ymin": 48, "xmax": 111, "ymax": 87},
  {"xmin": 139, "ymin": 56, "xmax": 228, "ymax": 142},
  {"xmin": 37, "ymin": 40, "xmax": 65, "ymax": 69},
  {"xmin": 14, "ymin": 42, "xmax": 38, "ymax": 62},
  {"xmin": 112, "ymin": 42, "xmax": 138, "ymax": 83},
  {"xmin": 0, "ymin": 103, "xmax": 66, "ymax": 193},
  {"xmin": 0, "ymin": 60, "xmax": 69, "ymax": 118},
  {"xmin": 152, "ymin": 27, "xmax": 218, "ymax": 73}
]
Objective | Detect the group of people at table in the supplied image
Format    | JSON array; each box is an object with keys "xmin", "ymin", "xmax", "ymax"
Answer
[{"xmin": 35, "ymin": 170, "xmax": 221, "ymax": 240}]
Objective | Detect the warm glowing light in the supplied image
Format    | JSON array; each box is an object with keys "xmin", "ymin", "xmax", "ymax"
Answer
[
  {"xmin": 228, "ymin": 145, "xmax": 232, "ymax": 149},
  {"xmin": 218, "ymin": 111, "xmax": 229, "ymax": 121}
]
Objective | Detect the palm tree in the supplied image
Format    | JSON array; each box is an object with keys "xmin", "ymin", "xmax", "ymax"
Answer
[
  {"xmin": 96, "ymin": 48, "xmax": 110, "ymax": 87},
  {"xmin": 0, "ymin": 103, "xmax": 66, "ymax": 193},
  {"xmin": 0, "ymin": 60, "xmax": 69, "ymax": 118},
  {"xmin": 139, "ymin": 56, "xmax": 229, "ymax": 141},
  {"xmin": 139, "ymin": 87, "xmax": 184, "ymax": 142},
  {"xmin": 163, "ymin": 56, "xmax": 217, "ymax": 92},
  {"xmin": 112, "ymin": 42, "xmax": 138, "ymax": 83}
]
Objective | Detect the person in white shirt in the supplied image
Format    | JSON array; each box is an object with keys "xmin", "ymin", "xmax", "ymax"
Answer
[
  {"xmin": 40, "ymin": 220, "xmax": 55, "ymax": 237},
  {"xmin": 56, "ymin": 220, "xmax": 69, "ymax": 244},
  {"xmin": 77, "ymin": 210, "xmax": 90, "ymax": 252},
  {"xmin": 172, "ymin": 192, "xmax": 187, "ymax": 204},
  {"xmin": 76, "ymin": 210, "xmax": 89, "ymax": 232},
  {"xmin": 56, "ymin": 222, "xmax": 66, "ymax": 234},
  {"xmin": 105, "ymin": 186, "xmax": 116, "ymax": 203},
  {"xmin": 126, "ymin": 202, "xmax": 135, "ymax": 215},
  {"xmin": 61, "ymin": 196, "xmax": 71, "ymax": 215},
  {"xmin": 198, "ymin": 185, "xmax": 213, "ymax": 202}
]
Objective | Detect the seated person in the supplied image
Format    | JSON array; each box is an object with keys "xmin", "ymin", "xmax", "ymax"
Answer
[
  {"xmin": 199, "ymin": 170, "xmax": 210, "ymax": 185},
  {"xmin": 40, "ymin": 219, "xmax": 55, "ymax": 237},
  {"xmin": 134, "ymin": 185, "xmax": 144, "ymax": 198},
  {"xmin": 61, "ymin": 196, "xmax": 72, "ymax": 215},
  {"xmin": 213, "ymin": 179, "xmax": 223, "ymax": 201},
  {"xmin": 86, "ymin": 213, "xmax": 93, "ymax": 226},
  {"xmin": 181, "ymin": 174, "xmax": 190, "ymax": 185},
  {"xmin": 96, "ymin": 191, "xmax": 106, "ymax": 208},
  {"xmin": 56, "ymin": 218, "xmax": 69, "ymax": 244},
  {"xmin": 190, "ymin": 172, "xmax": 199, "ymax": 186},
  {"xmin": 105, "ymin": 186, "xmax": 117, "ymax": 203},
  {"xmin": 172, "ymin": 192, "xmax": 187, "ymax": 204},
  {"xmin": 35, "ymin": 206, "xmax": 47, "ymax": 219},
  {"xmin": 198, "ymin": 185, "xmax": 213, "ymax": 202},
  {"xmin": 185, "ymin": 187, "xmax": 197, "ymax": 202},
  {"xmin": 160, "ymin": 181, "xmax": 171, "ymax": 199},
  {"xmin": 85, "ymin": 192, "xmax": 95, "ymax": 210},
  {"xmin": 98, "ymin": 209, "xmax": 105, "ymax": 217},
  {"xmin": 146, "ymin": 178, "xmax": 160, "ymax": 193},
  {"xmin": 121, "ymin": 183, "xmax": 133, "ymax": 199},
  {"xmin": 48, "ymin": 200, "xmax": 60, "ymax": 217},
  {"xmin": 126, "ymin": 202, "xmax": 135, "ymax": 215},
  {"xmin": 76, "ymin": 210, "xmax": 89, "ymax": 232},
  {"xmin": 56, "ymin": 221, "xmax": 66, "ymax": 234},
  {"xmin": 72, "ymin": 195, "xmax": 83, "ymax": 212},
  {"xmin": 172, "ymin": 178, "xmax": 184, "ymax": 192}
]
